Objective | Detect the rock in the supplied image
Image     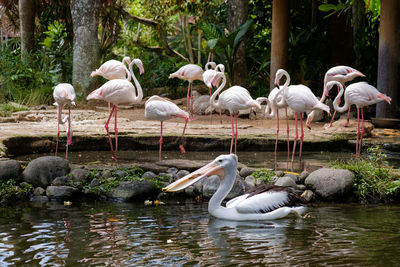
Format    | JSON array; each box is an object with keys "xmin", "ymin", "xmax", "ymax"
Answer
[
  {"xmin": 52, "ymin": 176, "xmax": 68, "ymax": 186},
  {"xmin": 167, "ymin": 167, "xmax": 178, "ymax": 174},
  {"xmin": 202, "ymin": 174, "xmax": 246, "ymax": 200},
  {"xmin": 107, "ymin": 180, "xmax": 157, "ymax": 201},
  {"xmin": 142, "ymin": 171, "xmax": 156, "ymax": 179},
  {"xmin": 275, "ymin": 171, "xmax": 285, "ymax": 177},
  {"xmin": 46, "ymin": 186, "xmax": 79, "ymax": 199},
  {"xmin": 274, "ymin": 176, "xmax": 297, "ymax": 188},
  {"xmin": 70, "ymin": 168, "xmax": 89, "ymax": 182},
  {"xmin": 255, "ymin": 178, "xmax": 264, "ymax": 186},
  {"xmin": 239, "ymin": 167, "xmax": 254, "ymax": 178},
  {"xmin": 0, "ymin": 160, "xmax": 22, "ymax": 182},
  {"xmin": 90, "ymin": 178, "xmax": 99, "ymax": 187},
  {"xmin": 34, "ymin": 187, "xmax": 46, "ymax": 196},
  {"xmin": 101, "ymin": 170, "xmax": 113, "ymax": 179},
  {"xmin": 193, "ymin": 95, "xmax": 211, "ymax": 115},
  {"xmin": 176, "ymin": 170, "xmax": 190, "ymax": 178},
  {"xmin": 298, "ymin": 170, "xmax": 309, "ymax": 184},
  {"xmin": 296, "ymin": 184, "xmax": 306, "ymax": 191},
  {"xmin": 245, "ymin": 175, "xmax": 255, "ymax": 187},
  {"xmin": 306, "ymin": 108, "xmax": 324, "ymax": 122},
  {"xmin": 23, "ymin": 156, "xmax": 70, "ymax": 188},
  {"xmin": 305, "ymin": 168, "xmax": 355, "ymax": 201},
  {"xmin": 301, "ymin": 190, "xmax": 314, "ymax": 202},
  {"xmin": 114, "ymin": 170, "xmax": 126, "ymax": 178},
  {"xmin": 192, "ymin": 90, "xmax": 201, "ymax": 100},
  {"xmin": 31, "ymin": 195, "xmax": 49, "ymax": 203},
  {"xmin": 285, "ymin": 173, "xmax": 299, "ymax": 183},
  {"xmin": 270, "ymin": 175, "xmax": 279, "ymax": 184}
]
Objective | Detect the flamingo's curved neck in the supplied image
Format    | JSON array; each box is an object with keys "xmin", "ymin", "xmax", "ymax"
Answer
[
  {"xmin": 129, "ymin": 62, "xmax": 143, "ymax": 103},
  {"xmin": 332, "ymin": 82, "xmax": 348, "ymax": 113},
  {"xmin": 275, "ymin": 71, "xmax": 290, "ymax": 108},
  {"xmin": 123, "ymin": 58, "xmax": 132, "ymax": 81},
  {"xmin": 210, "ymin": 73, "xmax": 227, "ymax": 110}
]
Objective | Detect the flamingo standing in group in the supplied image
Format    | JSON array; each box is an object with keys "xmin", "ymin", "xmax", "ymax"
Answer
[
  {"xmin": 306, "ymin": 65, "xmax": 365, "ymax": 129},
  {"xmin": 203, "ymin": 63, "xmax": 225, "ymax": 124},
  {"xmin": 91, "ymin": 56, "xmax": 132, "ymax": 111},
  {"xmin": 169, "ymin": 64, "xmax": 203, "ymax": 119},
  {"xmin": 210, "ymin": 71, "xmax": 261, "ymax": 154},
  {"xmin": 53, "ymin": 83, "xmax": 76, "ymax": 160},
  {"xmin": 274, "ymin": 69, "xmax": 330, "ymax": 169},
  {"xmin": 163, "ymin": 154, "xmax": 307, "ymax": 221},
  {"xmin": 326, "ymin": 81, "xmax": 391, "ymax": 157},
  {"xmin": 87, "ymin": 59, "xmax": 144, "ymax": 160},
  {"xmin": 145, "ymin": 95, "xmax": 190, "ymax": 161}
]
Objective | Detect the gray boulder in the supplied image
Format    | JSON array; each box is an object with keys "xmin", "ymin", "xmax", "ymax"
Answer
[
  {"xmin": 34, "ymin": 187, "xmax": 46, "ymax": 196},
  {"xmin": 305, "ymin": 168, "xmax": 354, "ymax": 201},
  {"xmin": 51, "ymin": 176, "xmax": 68, "ymax": 186},
  {"xmin": 142, "ymin": 171, "xmax": 156, "ymax": 179},
  {"xmin": 176, "ymin": 170, "xmax": 190, "ymax": 178},
  {"xmin": 239, "ymin": 167, "xmax": 254, "ymax": 178},
  {"xmin": 193, "ymin": 95, "xmax": 210, "ymax": 115},
  {"xmin": 70, "ymin": 168, "xmax": 89, "ymax": 182},
  {"xmin": 202, "ymin": 174, "xmax": 246, "ymax": 200},
  {"xmin": 0, "ymin": 160, "xmax": 22, "ymax": 182},
  {"xmin": 245, "ymin": 175, "xmax": 255, "ymax": 188},
  {"xmin": 274, "ymin": 176, "xmax": 297, "ymax": 188},
  {"xmin": 46, "ymin": 186, "xmax": 79, "ymax": 199},
  {"xmin": 107, "ymin": 180, "xmax": 156, "ymax": 201},
  {"xmin": 23, "ymin": 156, "xmax": 70, "ymax": 188}
]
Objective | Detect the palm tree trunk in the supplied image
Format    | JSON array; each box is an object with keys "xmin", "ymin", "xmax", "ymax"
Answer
[{"xmin": 18, "ymin": 0, "xmax": 36, "ymax": 61}]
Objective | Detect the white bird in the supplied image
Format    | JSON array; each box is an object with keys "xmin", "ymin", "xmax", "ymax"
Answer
[
  {"xmin": 204, "ymin": 63, "xmax": 225, "ymax": 125},
  {"xmin": 307, "ymin": 65, "xmax": 365, "ymax": 129},
  {"xmin": 53, "ymin": 83, "xmax": 76, "ymax": 160},
  {"xmin": 274, "ymin": 69, "xmax": 330, "ymax": 169},
  {"xmin": 327, "ymin": 81, "xmax": 391, "ymax": 157},
  {"xmin": 87, "ymin": 59, "xmax": 144, "ymax": 160},
  {"xmin": 163, "ymin": 154, "xmax": 307, "ymax": 221},
  {"xmin": 91, "ymin": 56, "xmax": 132, "ymax": 81},
  {"xmin": 169, "ymin": 64, "xmax": 204, "ymax": 119},
  {"xmin": 145, "ymin": 95, "xmax": 190, "ymax": 161},
  {"xmin": 210, "ymin": 71, "xmax": 261, "ymax": 154}
]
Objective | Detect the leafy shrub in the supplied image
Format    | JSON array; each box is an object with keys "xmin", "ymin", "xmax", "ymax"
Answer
[
  {"xmin": 0, "ymin": 103, "xmax": 28, "ymax": 117},
  {"xmin": 0, "ymin": 180, "xmax": 33, "ymax": 203},
  {"xmin": 251, "ymin": 168, "xmax": 276, "ymax": 184}
]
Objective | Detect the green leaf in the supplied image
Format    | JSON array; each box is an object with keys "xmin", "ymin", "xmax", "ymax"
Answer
[
  {"xmin": 233, "ymin": 19, "xmax": 254, "ymax": 55},
  {"xmin": 318, "ymin": 4, "xmax": 337, "ymax": 12},
  {"xmin": 206, "ymin": 39, "xmax": 219, "ymax": 49}
]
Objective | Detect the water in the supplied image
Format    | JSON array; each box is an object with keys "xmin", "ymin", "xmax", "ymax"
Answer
[{"xmin": 1, "ymin": 201, "xmax": 400, "ymax": 266}]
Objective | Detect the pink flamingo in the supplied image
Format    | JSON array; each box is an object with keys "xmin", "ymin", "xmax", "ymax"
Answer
[
  {"xmin": 145, "ymin": 95, "xmax": 190, "ymax": 161},
  {"xmin": 274, "ymin": 69, "xmax": 330, "ymax": 169},
  {"xmin": 210, "ymin": 71, "xmax": 261, "ymax": 154},
  {"xmin": 307, "ymin": 65, "xmax": 365, "ymax": 129},
  {"xmin": 87, "ymin": 59, "xmax": 144, "ymax": 160},
  {"xmin": 53, "ymin": 83, "xmax": 76, "ymax": 160},
  {"xmin": 327, "ymin": 81, "xmax": 391, "ymax": 157},
  {"xmin": 169, "ymin": 64, "xmax": 203, "ymax": 118},
  {"xmin": 203, "ymin": 63, "xmax": 225, "ymax": 124}
]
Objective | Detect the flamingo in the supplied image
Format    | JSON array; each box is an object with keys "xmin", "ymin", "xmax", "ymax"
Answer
[
  {"xmin": 169, "ymin": 64, "xmax": 203, "ymax": 118},
  {"xmin": 210, "ymin": 71, "xmax": 261, "ymax": 154},
  {"xmin": 163, "ymin": 154, "xmax": 307, "ymax": 221},
  {"xmin": 91, "ymin": 56, "xmax": 132, "ymax": 112},
  {"xmin": 87, "ymin": 59, "xmax": 144, "ymax": 160},
  {"xmin": 307, "ymin": 65, "xmax": 365, "ymax": 129},
  {"xmin": 326, "ymin": 81, "xmax": 391, "ymax": 157},
  {"xmin": 53, "ymin": 83, "xmax": 76, "ymax": 160},
  {"xmin": 274, "ymin": 69, "xmax": 330, "ymax": 169},
  {"xmin": 203, "ymin": 63, "xmax": 225, "ymax": 124},
  {"xmin": 145, "ymin": 95, "xmax": 190, "ymax": 161}
]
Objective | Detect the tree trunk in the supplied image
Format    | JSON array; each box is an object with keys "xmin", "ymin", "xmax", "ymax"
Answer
[
  {"xmin": 70, "ymin": 0, "xmax": 101, "ymax": 96},
  {"xmin": 270, "ymin": 0, "xmax": 289, "ymax": 89},
  {"xmin": 227, "ymin": 0, "xmax": 249, "ymax": 86},
  {"xmin": 376, "ymin": 0, "xmax": 399, "ymax": 118},
  {"xmin": 18, "ymin": 0, "xmax": 36, "ymax": 61}
]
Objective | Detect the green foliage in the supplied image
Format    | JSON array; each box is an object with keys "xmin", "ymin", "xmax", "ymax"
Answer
[
  {"xmin": 0, "ymin": 103, "xmax": 28, "ymax": 117},
  {"xmin": 0, "ymin": 180, "xmax": 33, "ymax": 203},
  {"xmin": 251, "ymin": 168, "xmax": 276, "ymax": 184},
  {"xmin": 332, "ymin": 146, "xmax": 400, "ymax": 202}
]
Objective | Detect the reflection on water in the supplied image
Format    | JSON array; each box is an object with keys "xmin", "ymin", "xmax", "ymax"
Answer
[{"xmin": 0, "ymin": 201, "xmax": 400, "ymax": 266}]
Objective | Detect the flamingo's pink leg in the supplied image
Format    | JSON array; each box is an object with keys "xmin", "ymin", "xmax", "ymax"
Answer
[
  {"xmin": 291, "ymin": 112, "xmax": 299, "ymax": 170},
  {"xmin": 229, "ymin": 113, "xmax": 235, "ymax": 154},
  {"xmin": 234, "ymin": 112, "xmax": 238, "ymax": 154},
  {"xmin": 159, "ymin": 121, "xmax": 163, "ymax": 161},
  {"xmin": 66, "ymin": 105, "xmax": 71, "ymax": 160},
  {"xmin": 356, "ymin": 107, "xmax": 360, "ymax": 157},
  {"xmin": 299, "ymin": 113, "xmax": 304, "ymax": 164},
  {"xmin": 344, "ymin": 107, "xmax": 351, "ymax": 127},
  {"xmin": 55, "ymin": 105, "xmax": 60, "ymax": 156},
  {"xmin": 274, "ymin": 109, "xmax": 280, "ymax": 170},
  {"xmin": 326, "ymin": 110, "xmax": 337, "ymax": 128},
  {"xmin": 190, "ymin": 82, "xmax": 194, "ymax": 119},
  {"xmin": 186, "ymin": 82, "xmax": 190, "ymax": 113},
  {"xmin": 114, "ymin": 106, "xmax": 118, "ymax": 157},
  {"xmin": 105, "ymin": 105, "xmax": 116, "ymax": 160},
  {"xmin": 359, "ymin": 107, "xmax": 365, "ymax": 156},
  {"xmin": 175, "ymin": 114, "xmax": 188, "ymax": 154},
  {"xmin": 285, "ymin": 108, "xmax": 290, "ymax": 170}
]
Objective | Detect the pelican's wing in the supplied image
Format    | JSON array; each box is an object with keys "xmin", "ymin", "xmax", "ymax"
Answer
[{"xmin": 225, "ymin": 194, "xmax": 249, "ymax": 208}]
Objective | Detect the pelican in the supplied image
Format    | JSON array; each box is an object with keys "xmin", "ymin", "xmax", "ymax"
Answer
[{"xmin": 163, "ymin": 154, "xmax": 307, "ymax": 221}]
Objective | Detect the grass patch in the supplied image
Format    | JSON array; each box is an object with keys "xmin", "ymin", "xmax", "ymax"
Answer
[
  {"xmin": 251, "ymin": 168, "xmax": 276, "ymax": 184},
  {"xmin": 0, "ymin": 180, "xmax": 33, "ymax": 203},
  {"xmin": 0, "ymin": 103, "xmax": 29, "ymax": 117},
  {"xmin": 332, "ymin": 146, "xmax": 400, "ymax": 202}
]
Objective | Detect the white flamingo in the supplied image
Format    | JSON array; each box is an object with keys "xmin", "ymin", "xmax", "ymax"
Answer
[
  {"xmin": 53, "ymin": 83, "xmax": 76, "ymax": 160},
  {"xmin": 163, "ymin": 154, "xmax": 307, "ymax": 221},
  {"xmin": 210, "ymin": 71, "xmax": 261, "ymax": 154},
  {"xmin": 169, "ymin": 64, "xmax": 203, "ymax": 118},
  {"xmin": 327, "ymin": 81, "xmax": 391, "ymax": 157},
  {"xmin": 204, "ymin": 63, "xmax": 225, "ymax": 124},
  {"xmin": 145, "ymin": 95, "xmax": 190, "ymax": 161},
  {"xmin": 274, "ymin": 69, "xmax": 330, "ymax": 169},
  {"xmin": 87, "ymin": 59, "xmax": 144, "ymax": 160},
  {"xmin": 307, "ymin": 65, "xmax": 365, "ymax": 129}
]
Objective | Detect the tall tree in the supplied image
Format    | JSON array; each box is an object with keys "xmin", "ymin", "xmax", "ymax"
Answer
[
  {"xmin": 376, "ymin": 0, "xmax": 399, "ymax": 118},
  {"xmin": 270, "ymin": 0, "xmax": 289, "ymax": 89},
  {"xmin": 70, "ymin": 0, "xmax": 101, "ymax": 95},
  {"xmin": 227, "ymin": 0, "xmax": 249, "ymax": 86},
  {"xmin": 18, "ymin": 0, "xmax": 35, "ymax": 60}
]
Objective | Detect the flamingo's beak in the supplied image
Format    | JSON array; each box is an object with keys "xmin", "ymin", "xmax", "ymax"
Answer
[
  {"xmin": 357, "ymin": 71, "xmax": 365, "ymax": 77},
  {"xmin": 162, "ymin": 161, "xmax": 223, "ymax": 192}
]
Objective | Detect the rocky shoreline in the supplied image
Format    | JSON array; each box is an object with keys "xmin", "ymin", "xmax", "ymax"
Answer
[{"xmin": 1, "ymin": 155, "xmax": 366, "ymax": 206}]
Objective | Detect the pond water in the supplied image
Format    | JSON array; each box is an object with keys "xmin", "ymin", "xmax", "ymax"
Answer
[{"xmin": 1, "ymin": 200, "xmax": 400, "ymax": 266}]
